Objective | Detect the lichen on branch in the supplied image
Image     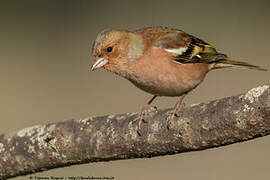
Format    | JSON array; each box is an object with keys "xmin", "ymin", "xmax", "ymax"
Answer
[{"xmin": 0, "ymin": 84, "xmax": 269, "ymax": 179}]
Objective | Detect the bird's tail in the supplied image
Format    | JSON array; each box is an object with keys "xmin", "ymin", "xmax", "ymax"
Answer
[{"xmin": 212, "ymin": 59, "xmax": 267, "ymax": 71}]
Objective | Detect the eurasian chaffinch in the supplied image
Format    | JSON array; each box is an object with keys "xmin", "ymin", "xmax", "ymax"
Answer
[{"xmin": 90, "ymin": 26, "xmax": 266, "ymax": 131}]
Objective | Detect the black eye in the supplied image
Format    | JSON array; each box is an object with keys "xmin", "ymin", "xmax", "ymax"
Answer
[{"xmin": 106, "ymin": 46, "xmax": 113, "ymax": 53}]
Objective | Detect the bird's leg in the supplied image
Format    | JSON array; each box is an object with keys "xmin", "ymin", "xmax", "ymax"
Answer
[
  {"xmin": 136, "ymin": 95, "xmax": 157, "ymax": 133},
  {"xmin": 167, "ymin": 94, "xmax": 186, "ymax": 129}
]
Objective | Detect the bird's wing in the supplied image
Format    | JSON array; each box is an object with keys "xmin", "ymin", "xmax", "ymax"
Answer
[{"xmin": 153, "ymin": 31, "xmax": 226, "ymax": 64}]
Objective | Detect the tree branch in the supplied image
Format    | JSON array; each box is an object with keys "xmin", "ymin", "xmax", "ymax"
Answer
[{"xmin": 0, "ymin": 84, "xmax": 269, "ymax": 179}]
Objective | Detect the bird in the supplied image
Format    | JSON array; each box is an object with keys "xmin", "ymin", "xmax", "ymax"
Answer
[{"xmin": 90, "ymin": 26, "xmax": 266, "ymax": 132}]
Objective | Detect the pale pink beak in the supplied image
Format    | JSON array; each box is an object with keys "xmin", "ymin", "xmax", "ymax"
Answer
[{"xmin": 90, "ymin": 58, "xmax": 108, "ymax": 71}]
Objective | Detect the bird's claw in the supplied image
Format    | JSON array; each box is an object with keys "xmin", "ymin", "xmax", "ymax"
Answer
[
  {"xmin": 166, "ymin": 100, "xmax": 186, "ymax": 129},
  {"xmin": 166, "ymin": 111, "xmax": 176, "ymax": 129},
  {"xmin": 142, "ymin": 118, "xmax": 148, "ymax": 123},
  {"xmin": 135, "ymin": 105, "xmax": 158, "ymax": 136},
  {"xmin": 152, "ymin": 106, "xmax": 158, "ymax": 112},
  {"xmin": 137, "ymin": 129, "xmax": 142, "ymax": 136}
]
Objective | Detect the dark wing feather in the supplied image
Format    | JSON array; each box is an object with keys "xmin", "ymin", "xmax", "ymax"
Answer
[
  {"xmin": 154, "ymin": 31, "xmax": 226, "ymax": 64},
  {"xmin": 150, "ymin": 28, "xmax": 266, "ymax": 71}
]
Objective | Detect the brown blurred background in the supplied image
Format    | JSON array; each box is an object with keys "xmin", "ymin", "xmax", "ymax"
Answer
[{"xmin": 0, "ymin": 0, "xmax": 269, "ymax": 179}]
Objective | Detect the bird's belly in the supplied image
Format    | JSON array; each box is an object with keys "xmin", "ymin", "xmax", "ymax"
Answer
[
  {"xmin": 128, "ymin": 64, "xmax": 208, "ymax": 96},
  {"xmin": 130, "ymin": 77, "xmax": 199, "ymax": 96},
  {"xmin": 130, "ymin": 80, "xmax": 189, "ymax": 96}
]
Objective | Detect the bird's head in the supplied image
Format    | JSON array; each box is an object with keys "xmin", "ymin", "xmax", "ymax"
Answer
[
  {"xmin": 91, "ymin": 29, "xmax": 129, "ymax": 72},
  {"xmin": 90, "ymin": 29, "xmax": 145, "ymax": 73}
]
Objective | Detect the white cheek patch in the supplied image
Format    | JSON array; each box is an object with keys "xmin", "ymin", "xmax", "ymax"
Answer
[{"xmin": 164, "ymin": 47, "xmax": 188, "ymax": 55}]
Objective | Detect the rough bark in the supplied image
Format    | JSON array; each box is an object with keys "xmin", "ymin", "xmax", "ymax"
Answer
[{"xmin": 0, "ymin": 84, "xmax": 269, "ymax": 179}]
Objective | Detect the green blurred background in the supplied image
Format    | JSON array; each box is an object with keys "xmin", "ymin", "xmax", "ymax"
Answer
[{"xmin": 0, "ymin": 0, "xmax": 269, "ymax": 179}]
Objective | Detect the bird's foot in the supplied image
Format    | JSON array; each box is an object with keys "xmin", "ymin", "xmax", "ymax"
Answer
[
  {"xmin": 166, "ymin": 102, "xmax": 185, "ymax": 130},
  {"xmin": 134, "ymin": 105, "xmax": 158, "ymax": 136},
  {"xmin": 166, "ymin": 110, "xmax": 177, "ymax": 130}
]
